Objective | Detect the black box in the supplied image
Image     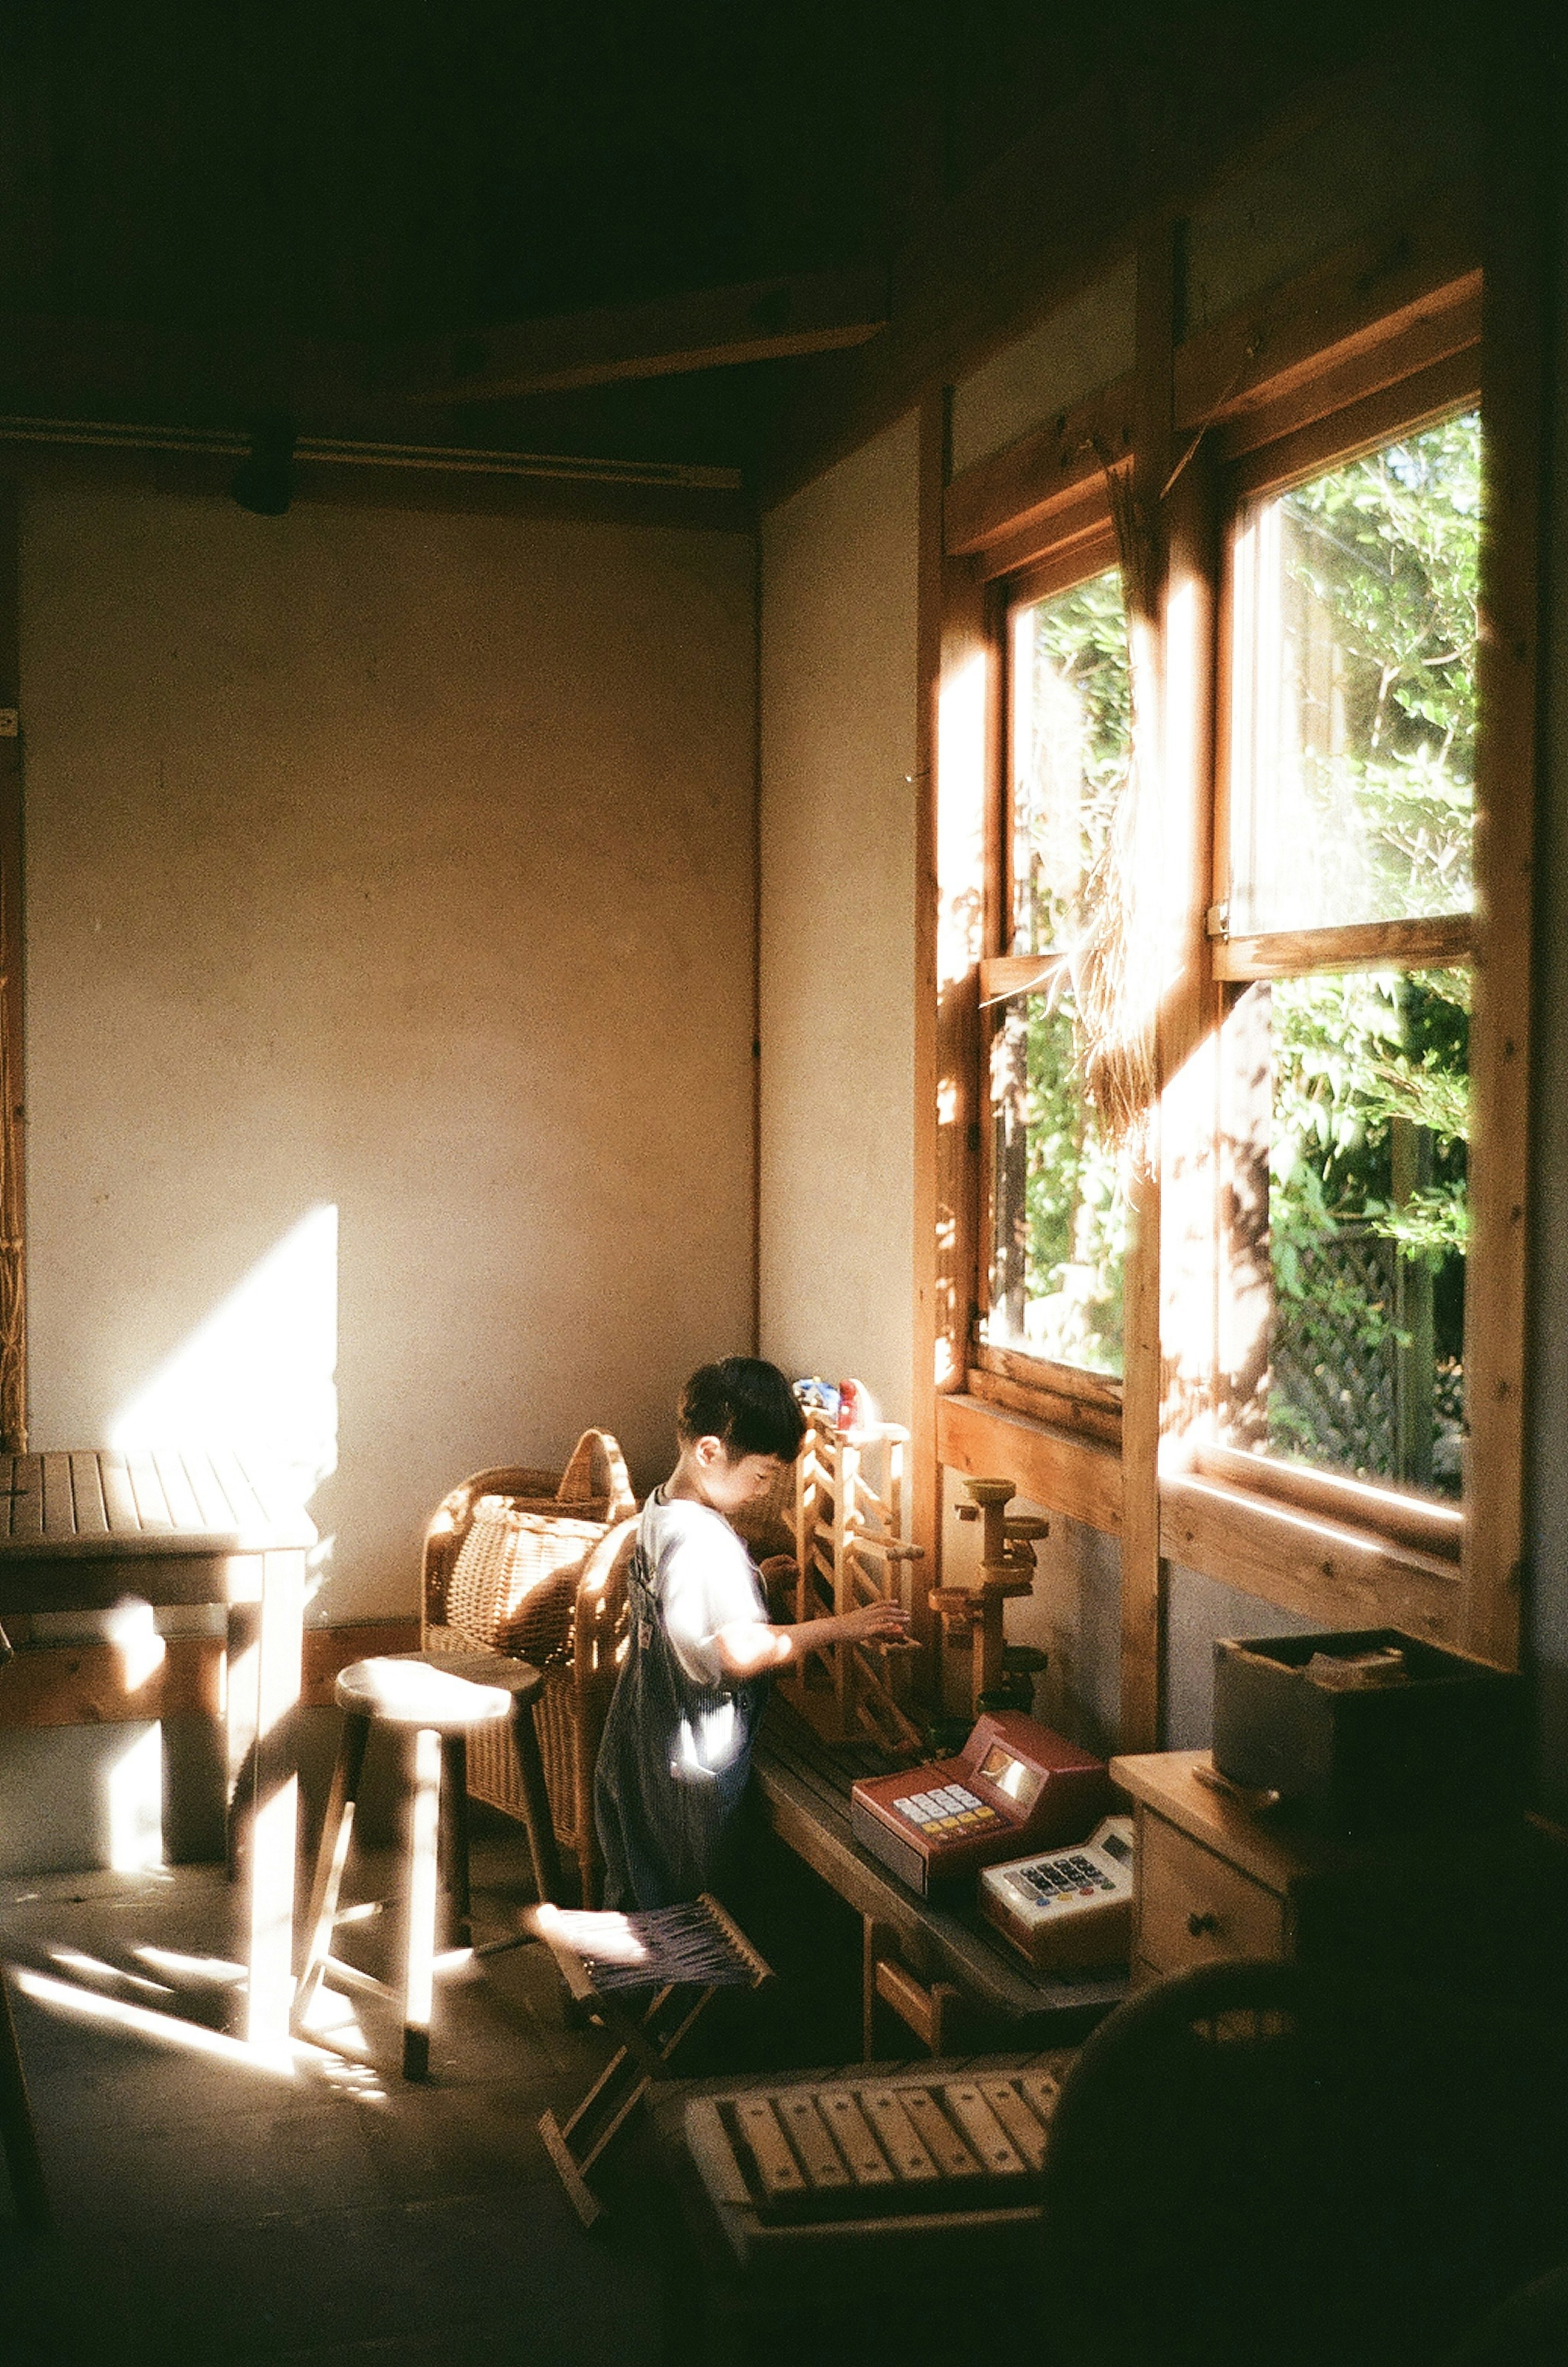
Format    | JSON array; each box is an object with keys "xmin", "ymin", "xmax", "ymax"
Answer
[{"xmin": 1212, "ymin": 1628, "xmax": 1526, "ymax": 1832}]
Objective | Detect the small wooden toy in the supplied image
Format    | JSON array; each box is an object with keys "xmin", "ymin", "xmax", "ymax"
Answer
[{"xmin": 931, "ymin": 1476, "xmax": 1050, "ymax": 1718}]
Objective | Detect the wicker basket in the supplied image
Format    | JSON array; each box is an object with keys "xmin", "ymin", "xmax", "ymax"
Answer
[{"xmin": 420, "ymin": 1429, "xmax": 637, "ymax": 1904}]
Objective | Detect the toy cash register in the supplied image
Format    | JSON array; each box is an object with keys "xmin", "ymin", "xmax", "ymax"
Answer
[
  {"xmin": 979, "ymin": 1816, "xmax": 1135, "ymax": 1970},
  {"xmin": 849, "ymin": 1711, "xmax": 1113, "ymax": 1897}
]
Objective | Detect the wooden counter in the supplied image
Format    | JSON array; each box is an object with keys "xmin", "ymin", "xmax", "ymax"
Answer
[{"xmin": 755, "ymin": 1697, "xmax": 1124, "ymax": 2053}]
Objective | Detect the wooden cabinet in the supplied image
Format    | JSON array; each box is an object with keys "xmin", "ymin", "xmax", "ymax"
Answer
[
  {"xmin": 1136, "ymin": 1814, "xmax": 1286, "ymax": 1972},
  {"xmin": 1109, "ymin": 1748, "xmax": 1472, "ymax": 1989}
]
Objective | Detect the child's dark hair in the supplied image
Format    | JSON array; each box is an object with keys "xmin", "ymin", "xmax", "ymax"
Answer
[{"xmin": 678, "ymin": 1357, "xmax": 806, "ymax": 1462}]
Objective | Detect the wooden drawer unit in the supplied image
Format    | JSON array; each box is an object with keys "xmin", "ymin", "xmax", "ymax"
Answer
[
  {"xmin": 1110, "ymin": 1749, "xmax": 1488, "ymax": 1993},
  {"xmin": 1136, "ymin": 1812, "xmax": 1286, "ymax": 1976}
]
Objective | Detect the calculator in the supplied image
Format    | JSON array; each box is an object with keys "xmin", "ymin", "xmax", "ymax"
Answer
[
  {"xmin": 978, "ymin": 1816, "xmax": 1136, "ymax": 1970},
  {"xmin": 849, "ymin": 1712, "xmax": 1114, "ymax": 1896}
]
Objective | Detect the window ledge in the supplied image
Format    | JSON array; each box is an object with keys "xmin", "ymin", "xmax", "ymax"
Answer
[
  {"xmin": 936, "ymin": 1392, "xmax": 1120, "ymax": 1538},
  {"xmin": 1158, "ymin": 1471, "xmax": 1461, "ymax": 1643}
]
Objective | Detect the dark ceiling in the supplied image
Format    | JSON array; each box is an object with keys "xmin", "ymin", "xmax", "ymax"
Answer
[{"xmin": 0, "ymin": 0, "xmax": 1459, "ymax": 477}]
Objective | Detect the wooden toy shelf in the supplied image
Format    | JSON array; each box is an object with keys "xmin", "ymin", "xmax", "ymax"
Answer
[{"xmin": 780, "ymin": 1411, "xmax": 924, "ymax": 1755}]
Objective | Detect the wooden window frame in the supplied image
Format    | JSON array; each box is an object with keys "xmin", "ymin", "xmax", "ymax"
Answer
[
  {"xmin": 1183, "ymin": 367, "xmax": 1482, "ymax": 1567},
  {"xmin": 918, "ymin": 156, "xmax": 1541, "ymax": 1740}
]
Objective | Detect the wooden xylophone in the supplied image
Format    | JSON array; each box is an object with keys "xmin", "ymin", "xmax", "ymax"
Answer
[{"xmin": 684, "ymin": 2062, "xmax": 1064, "ymax": 2225}]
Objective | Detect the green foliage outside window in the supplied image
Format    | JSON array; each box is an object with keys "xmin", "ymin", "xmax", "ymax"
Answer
[
  {"xmin": 1263, "ymin": 412, "xmax": 1478, "ymax": 1493},
  {"xmin": 994, "ymin": 569, "xmax": 1131, "ymax": 1376}
]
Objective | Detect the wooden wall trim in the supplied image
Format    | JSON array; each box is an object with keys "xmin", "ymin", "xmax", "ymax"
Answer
[
  {"xmin": 1174, "ymin": 178, "xmax": 1480, "ymax": 436},
  {"xmin": 944, "ymin": 380, "xmax": 1129, "ymax": 561},
  {"xmin": 1160, "ymin": 1475, "xmax": 1461, "ymax": 1643},
  {"xmin": 0, "ymin": 436, "xmax": 750, "ymax": 536},
  {"xmin": 936, "ymin": 1393, "xmax": 1121, "ymax": 1540},
  {"xmin": 943, "ymin": 181, "xmax": 1477, "ymax": 582}
]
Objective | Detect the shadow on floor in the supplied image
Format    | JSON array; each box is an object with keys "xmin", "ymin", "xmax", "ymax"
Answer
[{"xmin": 0, "ymin": 1816, "xmax": 655, "ymax": 2367}]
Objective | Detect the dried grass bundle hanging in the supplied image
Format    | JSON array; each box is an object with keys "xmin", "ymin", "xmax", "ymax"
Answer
[{"xmin": 1067, "ymin": 454, "xmax": 1162, "ymax": 1171}]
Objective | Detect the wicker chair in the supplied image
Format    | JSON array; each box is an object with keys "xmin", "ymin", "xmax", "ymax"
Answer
[{"xmin": 420, "ymin": 1432, "xmax": 638, "ymax": 1906}]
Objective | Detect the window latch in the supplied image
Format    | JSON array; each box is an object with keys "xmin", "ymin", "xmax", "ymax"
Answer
[{"xmin": 1205, "ymin": 899, "xmax": 1230, "ymax": 941}]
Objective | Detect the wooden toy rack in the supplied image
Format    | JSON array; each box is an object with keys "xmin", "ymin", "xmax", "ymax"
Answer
[{"xmin": 780, "ymin": 1411, "xmax": 923, "ymax": 1755}]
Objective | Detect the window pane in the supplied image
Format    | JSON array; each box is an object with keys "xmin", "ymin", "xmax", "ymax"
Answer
[
  {"xmin": 987, "ymin": 989, "xmax": 1128, "ymax": 1379},
  {"xmin": 1242, "ymin": 967, "xmax": 1468, "ymax": 1496},
  {"xmin": 993, "ymin": 568, "xmax": 1131, "ymax": 1377},
  {"xmin": 1227, "ymin": 411, "xmax": 1479, "ymax": 937},
  {"xmin": 1009, "ymin": 570, "xmax": 1131, "ymax": 956}
]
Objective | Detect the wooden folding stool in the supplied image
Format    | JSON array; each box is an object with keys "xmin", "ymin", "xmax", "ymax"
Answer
[{"xmin": 531, "ymin": 1894, "xmax": 771, "ymax": 2228}]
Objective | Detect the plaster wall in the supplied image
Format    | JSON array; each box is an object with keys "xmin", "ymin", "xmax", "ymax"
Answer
[
  {"xmin": 757, "ymin": 413, "xmax": 920, "ymax": 1426},
  {"xmin": 950, "ymin": 259, "xmax": 1136, "ymax": 476},
  {"xmin": 19, "ymin": 486, "xmax": 757, "ymax": 1635}
]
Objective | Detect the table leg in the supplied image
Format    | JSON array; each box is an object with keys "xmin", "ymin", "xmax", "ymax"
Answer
[
  {"xmin": 509, "ymin": 1690, "xmax": 564, "ymax": 1907},
  {"xmin": 227, "ymin": 1547, "xmax": 305, "ymax": 2049}
]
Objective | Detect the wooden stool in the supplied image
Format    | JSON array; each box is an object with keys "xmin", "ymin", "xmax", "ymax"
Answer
[
  {"xmin": 531, "ymin": 1895, "xmax": 772, "ymax": 2229},
  {"xmin": 292, "ymin": 1650, "xmax": 557, "ymax": 2079}
]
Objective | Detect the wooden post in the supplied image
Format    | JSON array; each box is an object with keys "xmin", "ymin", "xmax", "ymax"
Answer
[
  {"xmin": 1116, "ymin": 222, "xmax": 1179, "ymax": 1752},
  {"xmin": 913, "ymin": 382, "xmax": 997, "ymax": 1710},
  {"xmin": 0, "ymin": 479, "xmax": 24, "ymax": 1455},
  {"xmin": 1461, "ymin": 16, "xmax": 1550, "ymax": 1669}
]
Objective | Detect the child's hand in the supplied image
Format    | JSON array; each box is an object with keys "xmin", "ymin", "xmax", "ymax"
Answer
[
  {"xmin": 758, "ymin": 1554, "xmax": 797, "ymax": 1616},
  {"xmin": 841, "ymin": 1600, "xmax": 912, "ymax": 1645}
]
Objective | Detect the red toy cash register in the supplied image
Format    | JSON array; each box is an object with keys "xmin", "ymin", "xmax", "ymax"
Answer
[{"xmin": 849, "ymin": 1711, "xmax": 1113, "ymax": 1897}]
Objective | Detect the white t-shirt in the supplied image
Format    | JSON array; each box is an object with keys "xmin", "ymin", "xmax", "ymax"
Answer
[{"xmin": 642, "ymin": 1487, "xmax": 767, "ymax": 1689}]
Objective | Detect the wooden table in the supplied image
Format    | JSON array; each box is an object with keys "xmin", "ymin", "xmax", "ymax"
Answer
[
  {"xmin": 754, "ymin": 1698, "xmax": 1125, "ymax": 2054},
  {"xmin": 0, "ymin": 1448, "xmax": 312, "ymax": 2047}
]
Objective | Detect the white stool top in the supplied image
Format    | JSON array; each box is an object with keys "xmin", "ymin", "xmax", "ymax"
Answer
[{"xmin": 335, "ymin": 1655, "xmax": 516, "ymax": 1732}]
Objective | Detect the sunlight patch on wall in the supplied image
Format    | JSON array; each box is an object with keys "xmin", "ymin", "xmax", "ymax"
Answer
[{"xmin": 110, "ymin": 1205, "xmax": 340, "ymax": 1515}]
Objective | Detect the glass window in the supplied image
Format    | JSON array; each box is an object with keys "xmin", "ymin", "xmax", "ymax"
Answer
[
  {"xmin": 987, "ymin": 569, "xmax": 1131, "ymax": 1379},
  {"xmin": 1227, "ymin": 411, "xmax": 1479, "ymax": 938},
  {"xmin": 1220, "ymin": 406, "xmax": 1479, "ymax": 1499},
  {"xmin": 1259, "ymin": 966, "xmax": 1468, "ymax": 1496},
  {"xmin": 1008, "ymin": 569, "xmax": 1131, "ymax": 956}
]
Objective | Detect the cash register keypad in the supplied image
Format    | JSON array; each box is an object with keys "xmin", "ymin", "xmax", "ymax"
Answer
[
  {"xmin": 1018, "ymin": 1852, "xmax": 1113, "ymax": 1902},
  {"xmin": 891, "ymin": 1783, "xmax": 1002, "ymax": 1835}
]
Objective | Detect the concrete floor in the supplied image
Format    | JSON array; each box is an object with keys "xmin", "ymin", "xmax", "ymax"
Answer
[
  {"xmin": 0, "ymin": 1774, "xmax": 877, "ymax": 2367},
  {"xmin": 0, "ymin": 1821, "xmax": 694, "ymax": 2367}
]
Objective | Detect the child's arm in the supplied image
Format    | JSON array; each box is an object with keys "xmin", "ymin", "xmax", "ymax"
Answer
[{"xmin": 710, "ymin": 1595, "xmax": 910, "ymax": 1681}]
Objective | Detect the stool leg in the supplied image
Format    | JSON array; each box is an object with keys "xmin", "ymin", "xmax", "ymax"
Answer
[
  {"xmin": 402, "ymin": 1723, "xmax": 443, "ymax": 2081},
  {"xmin": 292, "ymin": 1709, "xmax": 370, "ymax": 2036},
  {"xmin": 510, "ymin": 1692, "xmax": 564, "ymax": 1907},
  {"xmin": 0, "ymin": 1964, "xmax": 48, "ymax": 2229},
  {"xmin": 439, "ymin": 1734, "xmax": 471, "ymax": 1949}
]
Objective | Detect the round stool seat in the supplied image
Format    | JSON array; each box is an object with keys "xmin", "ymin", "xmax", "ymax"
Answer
[{"xmin": 334, "ymin": 1652, "xmax": 539, "ymax": 1732}]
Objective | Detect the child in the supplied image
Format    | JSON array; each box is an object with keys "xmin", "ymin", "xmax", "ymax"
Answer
[{"xmin": 594, "ymin": 1357, "xmax": 910, "ymax": 1910}]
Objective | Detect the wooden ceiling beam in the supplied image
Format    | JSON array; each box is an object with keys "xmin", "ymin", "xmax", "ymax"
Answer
[{"xmin": 374, "ymin": 268, "xmax": 889, "ymax": 403}]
